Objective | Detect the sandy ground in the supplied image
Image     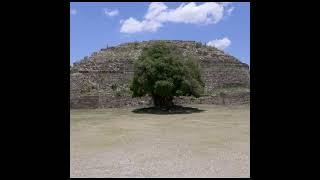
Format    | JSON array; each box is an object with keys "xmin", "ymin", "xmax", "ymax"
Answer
[{"xmin": 70, "ymin": 104, "xmax": 250, "ymax": 178}]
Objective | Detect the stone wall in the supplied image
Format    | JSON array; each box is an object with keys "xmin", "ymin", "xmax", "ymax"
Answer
[
  {"xmin": 70, "ymin": 96, "xmax": 99, "ymax": 109},
  {"xmin": 70, "ymin": 40, "xmax": 250, "ymax": 108},
  {"xmin": 173, "ymin": 92, "xmax": 250, "ymax": 105},
  {"xmin": 70, "ymin": 92, "xmax": 250, "ymax": 109}
]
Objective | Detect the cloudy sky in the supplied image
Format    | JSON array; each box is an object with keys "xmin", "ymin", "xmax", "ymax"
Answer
[{"xmin": 70, "ymin": 2, "xmax": 250, "ymax": 65}]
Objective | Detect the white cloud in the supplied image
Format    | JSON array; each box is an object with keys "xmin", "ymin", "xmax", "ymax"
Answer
[
  {"xmin": 207, "ymin": 37, "xmax": 231, "ymax": 50},
  {"xmin": 145, "ymin": 2, "xmax": 168, "ymax": 20},
  {"xmin": 227, "ymin": 6, "xmax": 234, "ymax": 16},
  {"xmin": 158, "ymin": 2, "xmax": 224, "ymax": 24},
  {"xmin": 104, "ymin": 9, "xmax": 119, "ymax": 17},
  {"xmin": 120, "ymin": 17, "xmax": 162, "ymax": 33},
  {"xmin": 120, "ymin": 2, "xmax": 233, "ymax": 33},
  {"xmin": 70, "ymin": 9, "xmax": 77, "ymax": 15}
]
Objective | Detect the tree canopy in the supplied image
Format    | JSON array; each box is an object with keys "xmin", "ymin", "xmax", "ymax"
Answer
[{"xmin": 130, "ymin": 41, "xmax": 204, "ymax": 108}]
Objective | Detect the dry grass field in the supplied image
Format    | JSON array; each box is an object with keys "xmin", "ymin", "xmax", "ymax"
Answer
[{"xmin": 70, "ymin": 104, "xmax": 250, "ymax": 178}]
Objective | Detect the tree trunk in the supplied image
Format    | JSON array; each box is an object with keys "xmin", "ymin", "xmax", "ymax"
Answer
[{"xmin": 152, "ymin": 95, "xmax": 174, "ymax": 108}]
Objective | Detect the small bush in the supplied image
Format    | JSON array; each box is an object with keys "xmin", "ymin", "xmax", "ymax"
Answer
[
  {"xmin": 111, "ymin": 84, "xmax": 118, "ymax": 91},
  {"xmin": 131, "ymin": 41, "xmax": 139, "ymax": 48},
  {"xmin": 202, "ymin": 51, "xmax": 208, "ymax": 56},
  {"xmin": 115, "ymin": 90, "xmax": 122, "ymax": 97},
  {"xmin": 195, "ymin": 42, "xmax": 202, "ymax": 48}
]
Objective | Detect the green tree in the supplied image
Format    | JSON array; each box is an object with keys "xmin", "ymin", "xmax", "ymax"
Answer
[{"xmin": 130, "ymin": 41, "xmax": 204, "ymax": 108}]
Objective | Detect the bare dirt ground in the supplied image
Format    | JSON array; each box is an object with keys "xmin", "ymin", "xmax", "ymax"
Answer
[{"xmin": 70, "ymin": 104, "xmax": 250, "ymax": 178}]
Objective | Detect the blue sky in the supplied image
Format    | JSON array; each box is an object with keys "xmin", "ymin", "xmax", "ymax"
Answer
[{"xmin": 70, "ymin": 2, "xmax": 250, "ymax": 65}]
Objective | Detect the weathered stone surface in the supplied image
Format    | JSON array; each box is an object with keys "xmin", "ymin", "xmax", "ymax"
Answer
[
  {"xmin": 70, "ymin": 40, "xmax": 250, "ymax": 108},
  {"xmin": 70, "ymin": 92, "xmax": 250, "ymax": 108}
]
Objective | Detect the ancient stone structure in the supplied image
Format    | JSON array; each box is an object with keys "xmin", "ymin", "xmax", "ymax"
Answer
[{"xmin": 70, "ymin": 40, "xmax": 250, "ymax": 108}]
